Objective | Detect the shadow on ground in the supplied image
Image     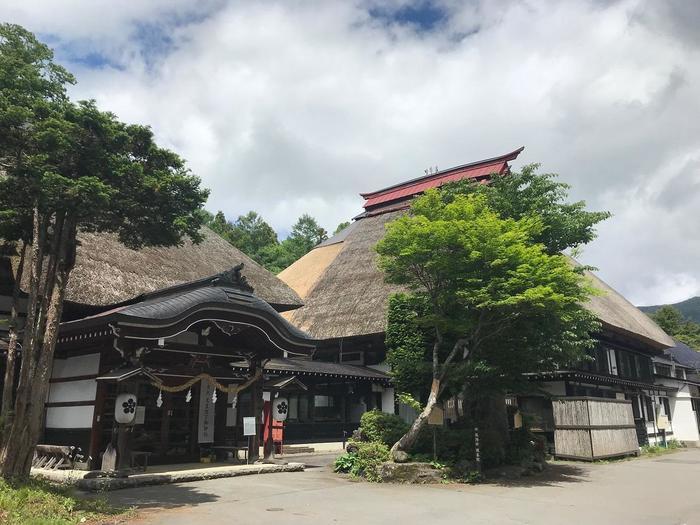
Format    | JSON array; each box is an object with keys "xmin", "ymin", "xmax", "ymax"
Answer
[
  {"xmin": 84, "ymin": 482, "xmax": 220, "ymax": 510},
  {"xmin": 483, "ymin": 462, "xmax": 590, "ymax": 487}
]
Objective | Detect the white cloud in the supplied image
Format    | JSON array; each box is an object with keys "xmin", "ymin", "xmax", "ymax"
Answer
[{"xmin": 2, "ymin": 0, "xmax": 699, "ymax": 304}]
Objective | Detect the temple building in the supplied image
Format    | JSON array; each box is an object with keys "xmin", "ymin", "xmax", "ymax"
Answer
[{"xmin": 0, "ymin": 228, "xmax": 391, "ymax": 469}]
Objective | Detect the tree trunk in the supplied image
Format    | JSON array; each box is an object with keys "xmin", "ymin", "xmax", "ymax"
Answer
[
  {"xmin": 389, "ymin": 336, "xmax": 468, "ymax": 460},
  {"xmin": 0, "ymin": 213, "xmax": 76, "ymax": 479},
  {"xmin": 390, "ymin": 378, "xmax": 440, "ymax": 459},
  {"xmin": 1, "ymin": 242, "xmax": 26, "ymax": 438}
]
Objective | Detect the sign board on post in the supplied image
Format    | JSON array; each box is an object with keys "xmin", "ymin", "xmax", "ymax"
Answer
[
  {"xmin": 428, "ymin": 405, "xmax": 444, "ymax": 426},
  {"xmin": 243, "ymin": 416, "xmax": 257, "ymax": 436},
  {"xmin": 657, "ymin": 415, "xmax": 670, "ymax": 430}
]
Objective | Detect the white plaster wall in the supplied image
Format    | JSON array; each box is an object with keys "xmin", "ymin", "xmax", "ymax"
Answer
[
  {"xmin": 670, "ymin": 396, "xmax": 700, "ymax": 443},
  {"xmin": 51, "ymin": 353, "xmax": 100, "ymax": 378},
  {"xmin": 645, "ymin": 379, "xmax": 700, "ymax": 444},
  {"xmin": 48, "ymin": 380, "xmax": 97, "ymax": 403},
  {"xmin": 45, "ymin": 406, "xmax": 94, "ymax": 429},
  {"xmin": 381, "ymin": 387, "xmax": 395, "ymax": 415}
]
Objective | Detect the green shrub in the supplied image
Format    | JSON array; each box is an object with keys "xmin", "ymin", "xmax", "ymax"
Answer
[
  {"xmin": 333, "ymin": 453, "xmax": 358, "ymax": 474},
  {"xmin": 360, "ymin": 409, "xmax": 409, "ymax": 447},
  {"xmin": 667, "ymin": 439, "xmax": 683, "ymax": 450},
  {"xmin": 350, "ymin": 441, "xmax": 390, "ymax": 482}
]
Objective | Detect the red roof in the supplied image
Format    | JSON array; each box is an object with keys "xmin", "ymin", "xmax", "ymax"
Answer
[{"xmin": 361, "ymin": 147, "xmax": 524, "ymax": 211}]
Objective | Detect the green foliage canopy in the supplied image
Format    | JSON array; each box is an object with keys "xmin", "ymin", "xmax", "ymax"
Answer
[
  {"xmin": 205, "ymin": 210, "xmax": 328, "ymax": 273},
  {"xmin": 377, "ymin": 190, "xmax": 600, "ymax": 398},
  {"xmin": 334, "ymin": 221, "xmax": 350, "ymax": 235},
  {"xmin": 650, "ymin": 306, "xmax": 700, "ymax": 350},
  {"xmin": 441, "ymin": 163, "xmax": 611, "ymax": 253}
]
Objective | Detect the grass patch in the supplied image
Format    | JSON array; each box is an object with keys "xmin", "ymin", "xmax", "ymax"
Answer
[
  {"xmin": 0, "ymin": 477, "xmax": 133, "ymax": 525},
  {"xmin": 641, "ymin": 440, "xmax": 682, "ymax": 457}
]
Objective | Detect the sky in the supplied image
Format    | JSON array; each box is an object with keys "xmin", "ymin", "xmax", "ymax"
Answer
[{"xmin": 1, "ymin": 0, "xmax": 699, "ymax": 306}]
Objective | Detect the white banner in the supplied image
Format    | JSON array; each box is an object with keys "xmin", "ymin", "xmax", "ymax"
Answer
[{"xmin": 198, "ymin": 382, "xmax": 216, "ymax": 443}]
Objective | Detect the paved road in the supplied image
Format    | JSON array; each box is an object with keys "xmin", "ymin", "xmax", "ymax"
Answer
[{"xmin": 106, "ymin": 449, "xmax": 700, "ymax": 525}]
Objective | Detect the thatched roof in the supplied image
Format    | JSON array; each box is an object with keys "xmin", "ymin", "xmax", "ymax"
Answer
[
  {"xmin": 580, "ymin": 266, "xmax": 674, "ymax": 349},
  {"xmin": 280, "ymin": 213, "xmax": 674, "ymax": 349},
  {"xmin": 9, "ymin": 227, "xmax": 302, "ymax": 310},
  {"xmin": 280, "ymin": 211, "xmax": 404, "ymax": 339}
]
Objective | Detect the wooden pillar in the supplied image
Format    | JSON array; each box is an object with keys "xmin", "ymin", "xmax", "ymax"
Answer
[
  {"xmin": 88, "ymin": 380, "xmax": 107, "ymax": 470},
  {"xmin": 248, "ymin": 359, "xmax": 262, "ymax": 462},
  {"xmin": 263, "ymin": 398, "xmax": 274, "ymax": 460}
]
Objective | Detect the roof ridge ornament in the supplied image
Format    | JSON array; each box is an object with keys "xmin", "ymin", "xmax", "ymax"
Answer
[{"xmin": 212, "ymin": 262, "xmax": 254, "ymax": 293}]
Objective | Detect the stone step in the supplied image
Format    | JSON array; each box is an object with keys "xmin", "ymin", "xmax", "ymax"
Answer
[{"xmin": 281, "ymin": 446, "xmax": 316, "ymax": 455}]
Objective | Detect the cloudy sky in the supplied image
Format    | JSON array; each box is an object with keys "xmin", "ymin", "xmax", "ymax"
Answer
[{"xmin": 2, "ymin": 0, "xmax": 699, "ymax": 306}]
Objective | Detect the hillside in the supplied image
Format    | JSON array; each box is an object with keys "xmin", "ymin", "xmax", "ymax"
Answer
[{"xmin": 639, "ymin": 296, "xmax": 700, "ymax": 324}]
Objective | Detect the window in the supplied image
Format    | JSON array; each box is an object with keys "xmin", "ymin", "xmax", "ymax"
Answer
[
  {"xmin": 628, "ymin": 395, "xmax": 641, "ymax": 419},
  {"xmin": 313, "ymin": 395, "xmax": 342, "ymax": 421},
  {"xmin": 674, "ymin": 368, "xmax": 686, "ymax": 380},
  {"xmin": 637, "ymin": 355, "xmax": 653, "ymax": 382},
  {"xmin": 645, "ymin": 396, "xmax": 654, "ymax": 421},
  {"xmin": 661, "ymin": 397, "xmax": 672, "ymax": 422},
  {"xmin": 655, "ymin": 364, "xmax": 672, "ymax": 377},
  {"xmin": 340, "ymin": 352, "xmax": 364, "ymax": 364}
]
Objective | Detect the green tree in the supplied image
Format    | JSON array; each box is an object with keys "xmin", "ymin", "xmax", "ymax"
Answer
[
  {"xmin": 0, "ymin": 26, "xmax": 209, "ymax": 478},
  {"xmin": 650, "ymin": 306, "xmax": 700, "ymax": 350},
  {"xmin": 376, "ymin": 190, "xmax": 599, "ymax": 458},
  {"xmin": 334, "ymin": 221, "xmax": 350, "ymax": 235},
  {"xmin": 259, "ymin": 214, "xmax": 328, "ymax": 273},
  {"xmin": 228, "ymin": 211, "xmax": 279, "ymax": 260},
  {"xmin": 287, "ymin": 213, "xmax": 327, "ymax": 254},
  {"xmin": 441, "ymin": 164, "xmax": 611, "ymax": 254},
  {"xmin": 0, "ymin": 23, "xmax": 74, "ymax": 442},
  {"xmin": 206, "ymin": 210, "xmax": 232, "ymax": 238}
]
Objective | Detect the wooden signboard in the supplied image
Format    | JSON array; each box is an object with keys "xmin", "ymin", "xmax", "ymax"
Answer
[{"xmin": 428, "ymin": 406, "xmax": 444, "ymax": 426}]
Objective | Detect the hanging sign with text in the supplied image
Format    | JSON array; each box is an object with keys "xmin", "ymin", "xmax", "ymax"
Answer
[{"xmin": 198, "ymin": 382, "xmax": 216, "ymax": 443}]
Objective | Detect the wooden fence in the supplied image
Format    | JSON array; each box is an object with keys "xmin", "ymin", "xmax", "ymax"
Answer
[{"xmin": 552, "ymin": 397, "xmax": 639, "ymax": 460}]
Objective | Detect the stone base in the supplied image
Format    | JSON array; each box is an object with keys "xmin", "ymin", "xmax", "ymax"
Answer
[
  {"xmin": 32, "ymin": 462, "xmax": 304, "ymax": 492},
  {"xmin": 378, "ymin": 462, "xmax": 443, "ymax": 484}
]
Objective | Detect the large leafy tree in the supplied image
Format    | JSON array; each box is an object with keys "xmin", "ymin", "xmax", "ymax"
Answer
[
  {"xmin": 0, "ymin": 26, "xmax": 208, "ymax": 478},
  {"xmin": 441, "ymin": 163, "xmax": 611, "ymax": 254},
  {"xmin": 650, "ymin": 306, "xmax": 700, "ymax": 350},
  {"xmin": 0, "ymin": 23, "xmax": 75, "ymax": 439},
  {"xmin": 385, "ymin": 165, "xmax": 612, "ymax": 401},
  {"xmin": 229, "ymin": 211, "xmax": 279, "ymax": 257},
  {"xmin": 376, "ymin": 190, "xmax": 600, "ymax": 458}
]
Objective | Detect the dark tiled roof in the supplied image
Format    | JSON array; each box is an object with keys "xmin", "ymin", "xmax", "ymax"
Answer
[
  {"xmin": 664, "ymin": 339, "xmax": 700, "ymax": 370},
  {"xmin": 234, "ymin": 357, "xmax": 391, "ymax": 382},
  {"xmin": 119, "ymin": 286, "xmax": 310, "ymax": 342}
]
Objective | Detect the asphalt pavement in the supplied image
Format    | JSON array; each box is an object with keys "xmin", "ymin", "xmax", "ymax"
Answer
[{"xmin": 105, "ymin": 449, "xmax": 700, "ymax": 525}]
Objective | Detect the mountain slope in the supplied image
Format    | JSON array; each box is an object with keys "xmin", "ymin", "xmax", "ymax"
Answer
[{"xmin": 639, "ymin": 296, "xmax": 700, "ymax": 324}]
